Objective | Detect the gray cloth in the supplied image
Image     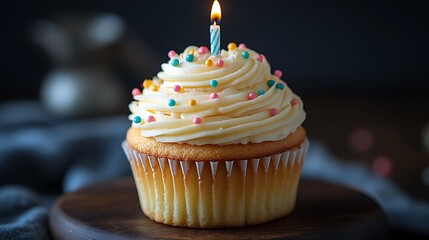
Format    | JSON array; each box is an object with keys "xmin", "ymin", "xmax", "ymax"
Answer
[
  {"xmin": 0, "ymin": 101, "xmax": 131, "ymax": 239},
  {"xmin": 302, "ymin": 141, "xmax": 429, "ymax": 236}
]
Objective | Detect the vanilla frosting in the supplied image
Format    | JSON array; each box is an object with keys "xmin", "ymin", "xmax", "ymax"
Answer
[{"xmin": 129, "ymin": 45, "xmax": 306, "ymax": 145}]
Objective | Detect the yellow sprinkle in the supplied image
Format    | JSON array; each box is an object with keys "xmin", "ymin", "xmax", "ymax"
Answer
[
  {"xmin": 189, "ymin": 99, "xmax": 197, "ymax": 106},
  {"xmin": 142, "ymin": 79, "xmax": 152, "ymax": 88},
  {"xmin": 205, "ymin": 59, "xmax": 213, "ymax": 67},
  {"xmin": 188, "ymin": 49, "xmax": 195, "ymax": 55},
  {"xmin": 150, "ymin": 85, "xmax": 158, "ymax": 91},
  {"xmin": 228, "ymin": 42, "xmax": 237, "ymax": 51}
]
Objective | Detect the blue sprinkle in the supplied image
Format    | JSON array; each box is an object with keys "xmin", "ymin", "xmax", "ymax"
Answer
[
  {"xmin": 171, "ymin": 59, "xmax": 180, "ymax": 66},
  {"xmin": 133, "ymin": 116, "xmax": 142, "ymax": 124},
  {"xmin": 168, "ymin": 99, "xmax": 176, "ymax": 107},
  {"xmin": 185, "ymin": 54, "xmax": 194, "ymax": 62},
  {"xmin": 210, "ymin": 80, "xmax": 218, "ymax": 87}
]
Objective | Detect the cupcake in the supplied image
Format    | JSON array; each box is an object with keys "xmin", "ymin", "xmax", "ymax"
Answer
[{"xmin": 122, "ymin": 44, "xmax": 308, "ymax": 228}]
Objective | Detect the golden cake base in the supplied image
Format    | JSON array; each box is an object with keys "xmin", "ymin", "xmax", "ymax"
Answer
[{"xmin": 49, "ymin": 178, "xmax": 388, "ymax": 240}]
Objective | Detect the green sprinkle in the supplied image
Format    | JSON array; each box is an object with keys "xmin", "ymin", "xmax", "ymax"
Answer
[
  {"xmin": 276, "ymin": 83, "xmax": 285, "ymax": 90},
  {"xmin": 257, "ymin": 89, "xmax": 265, "ymax": 96},
  {"xmin": 242, "ymin": 51, "xmax": 249, "ymax": 59},
  {"xmin": 267, "ymin": 80, "xmax": 276, "ymax": 88}
]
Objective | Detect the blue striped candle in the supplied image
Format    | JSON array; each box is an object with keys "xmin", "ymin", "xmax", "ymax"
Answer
[
  {"xmin": 210, "ymin": 0, "xmax": 221, "ymax": 55},
  {"xmin": 210, "ymin": 23, "xmax": 221, "ymax": 55}
]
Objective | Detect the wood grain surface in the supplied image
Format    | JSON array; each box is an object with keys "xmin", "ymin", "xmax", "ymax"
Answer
[{"xmin": 49, "ymin": 178, "xmax": 388, "ymax": 240}]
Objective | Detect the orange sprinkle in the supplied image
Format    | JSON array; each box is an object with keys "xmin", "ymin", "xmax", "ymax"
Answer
[
  {"xmin": 142, "ymin": 80, "xmax": 153, "ymax": 88},
  {"xmin": 150, "ymin": 85, "xmax": 158, "ymax": 91},
  {"xmin": 205, "ymin": 59, "xmax": 213, "ymax": 67},
  {"xmin": 228, "ymin": 42, "xmax": 237, "ymax": 51},
  {"xmin": 189, "ymin": 99, "xmax": 197, "ymax": 106},
  {"xmin": 188, "ymin": 49, "xmax": 195, "ymax": 55}
]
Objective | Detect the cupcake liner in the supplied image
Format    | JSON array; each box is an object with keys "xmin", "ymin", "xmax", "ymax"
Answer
[{"xmin": 122, "ymin": 139, "xmax": 309, "ymax": 228}]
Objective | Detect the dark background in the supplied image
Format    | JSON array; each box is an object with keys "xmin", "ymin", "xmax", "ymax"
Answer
[{"xmin": 1, "ymin": 0, "xmax": 427, "ymax": 102}]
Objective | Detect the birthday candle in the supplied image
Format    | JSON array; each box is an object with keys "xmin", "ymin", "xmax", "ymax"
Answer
[{"xmin": 210, "ymin": 0, "xmax": 221, "ymax": 55}]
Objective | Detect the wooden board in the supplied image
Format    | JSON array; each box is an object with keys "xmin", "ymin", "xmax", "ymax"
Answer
[{"xmin": 49, "ymin": 178, "xmax": 388, "ymax": 240}]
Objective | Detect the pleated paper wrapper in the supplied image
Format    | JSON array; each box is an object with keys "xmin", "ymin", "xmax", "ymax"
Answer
[{"xmin": 122, "ymin": 139, "xmax": 309, "ymax": 228}]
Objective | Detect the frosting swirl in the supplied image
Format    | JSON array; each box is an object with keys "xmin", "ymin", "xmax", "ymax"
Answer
[{"xmin": 129, "ymin": 45, "xmax": 306, "ymax": 145}]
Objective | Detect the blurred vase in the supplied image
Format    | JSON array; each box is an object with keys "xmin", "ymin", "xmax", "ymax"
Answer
[{"xmin": 40, "ymin": 68, "xmax": 125, "ymax": 118}]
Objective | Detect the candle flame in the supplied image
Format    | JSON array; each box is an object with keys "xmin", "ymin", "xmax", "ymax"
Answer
[{"xmin": 211, "ymin": 0, "xmax": 221, "ymax": 24}]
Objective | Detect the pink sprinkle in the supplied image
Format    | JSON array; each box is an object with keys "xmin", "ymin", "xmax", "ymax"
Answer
[
  {"xmin": 216, "ymin": 59, "xmax": 225, "ymax": 67},
  {"xmin": 248, "ymin": 92, "xmax": 256, "ymax": 100},
  {"xmin": 146, "ymin": 115, "xmax": 156, "ymax": 123},
  {"xmin": 270, "ymin": 108, "xmax": 279, "ymax": 116},
  {"xmin": 173, "ymin": 85, "xmax": 181, "ymax": 92},
  {"xmin": 131, "ymin": 88, "xmax": 141, "ymax": 96},
  {"xmin": 193, "ymin": 117, "xmax": 202, "ymax": 124},
  {"xmin": 291, "ymin": 98, "xmax": 299, "ymax": 106},
  {"xmin": 210, "ymin": 92, "xmax": 219, "ymax": 100},
  {"xmin": 256, "ymin": 54, "xmax": 264, "ymax": 62},
  {"xmin": 274, "ymin": 70, "xmax": 283, "ymax": 78},
  {"xmin": 198, "ymin": 46, "xmax": 209, "ymax": 54},
  {"xmin": 239, "ymin": 43, "xmax": 247, "ymax": 49},
  {"xmin": 372, "ymin": 155, "xmax": 393, "ymax": 177},
  {"xmin": 168, "ymin": 50, "xmax": 176, "ymax": 58}
]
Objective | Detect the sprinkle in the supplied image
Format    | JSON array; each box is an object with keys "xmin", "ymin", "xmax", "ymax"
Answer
[
  {"xmin": 132, "ymin": 88, "xmax": 141, "ymax": 96},
  {"xmin": 210, "ymin": 80, "xmax": 218, "ymax": 87},
  {"xmin": 185, "ymin": 54, "xmax": 194, "ymax": 62},
  {"xmin": 171, "ymin": 58, "xmax": 180, "ymax": 66},
  {"xmin": 270, "ymin": 108, "xmax": 279, "ymax": 116},
  {"xmin": 242, "ymin": 51, "xmax": 249, "ymax": 59},
  {"xmin": 239, "ymin": 43, "xmax": 247, "ymax": 49},
  {"xmin": 168, "ymin": 50, "xmax": 176, "ymax": 58},
  {"xmin": 198, "ymin": 46, "xmax": 209, "ymax": 54},
  {"xmin": 372, "ymin": 155, "xmax": 393, "ymax": 177},
  {"xmin": 274, "ymin": 70, "xmax": 283, "ymax": 78},
  {"xmin": 267, "ymin": 80, "xmax": 276, "ymax": 88},
  {"xmin": 142, "ymin": 80, "xmax": 152, "ymax": 88},
  {"xmin": 210, "ymin": 92, "xmax": 219, "ymax": 99},
  {"xmin": 146, "ymin": 115, "xmax": 156, "ymax": 123},
  {"xmin": 133, "ymin": 116, "xmax": 142, "ymax": 124},
  {"xmin": 205, "ymin": 59, "xmax": 213, "ymax": 67},
  {"xmin": 149, "ymin": 85, "xmax": 158, "ymax": 91},
  {"xmin": 276, "ymin": 83, "xmax": 285, "ymax": 90},
  {"xmin": 256, "ymin": 54, "xmax": 264, "ymax": 62},
  {"xmin": 257, "ymin": 89, "xmax": 265, "ymax": 96},
  {"xmin": 193, "ymin": 117, "xmax": 202, "ymax": 124},
  {"xmin": 248, "ymin": 92, "xmax": 256, "ymax": 100},
  {"xmin": 216, "ymin": 59, "xmax": 224, "ymax": 67},
  {"xmin": 188, "ymin": 49, "xmax": 195, "ymax": 55},
  {"xmin": 173, "ymin": 85, "xmax": 181, "ymax": 92},
  {"xmin": 189, "ymin": 99, "xmax": 197, "ymax": 106},
  {"xmin": 227, "ymin": 42, "xmax": 237, "ymax": 51},
  {"xmin": 168, "ymin": 99, "xmax": 176, "ymax": 107},
  {"xmin": 291, "ymin": 97, "xmax": 299, "ymax": 106}
]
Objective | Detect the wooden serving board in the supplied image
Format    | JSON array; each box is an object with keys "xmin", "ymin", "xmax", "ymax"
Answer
[{"xmin": 49, "ymin": 178, "xmax": 388, "ymax": 240}]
